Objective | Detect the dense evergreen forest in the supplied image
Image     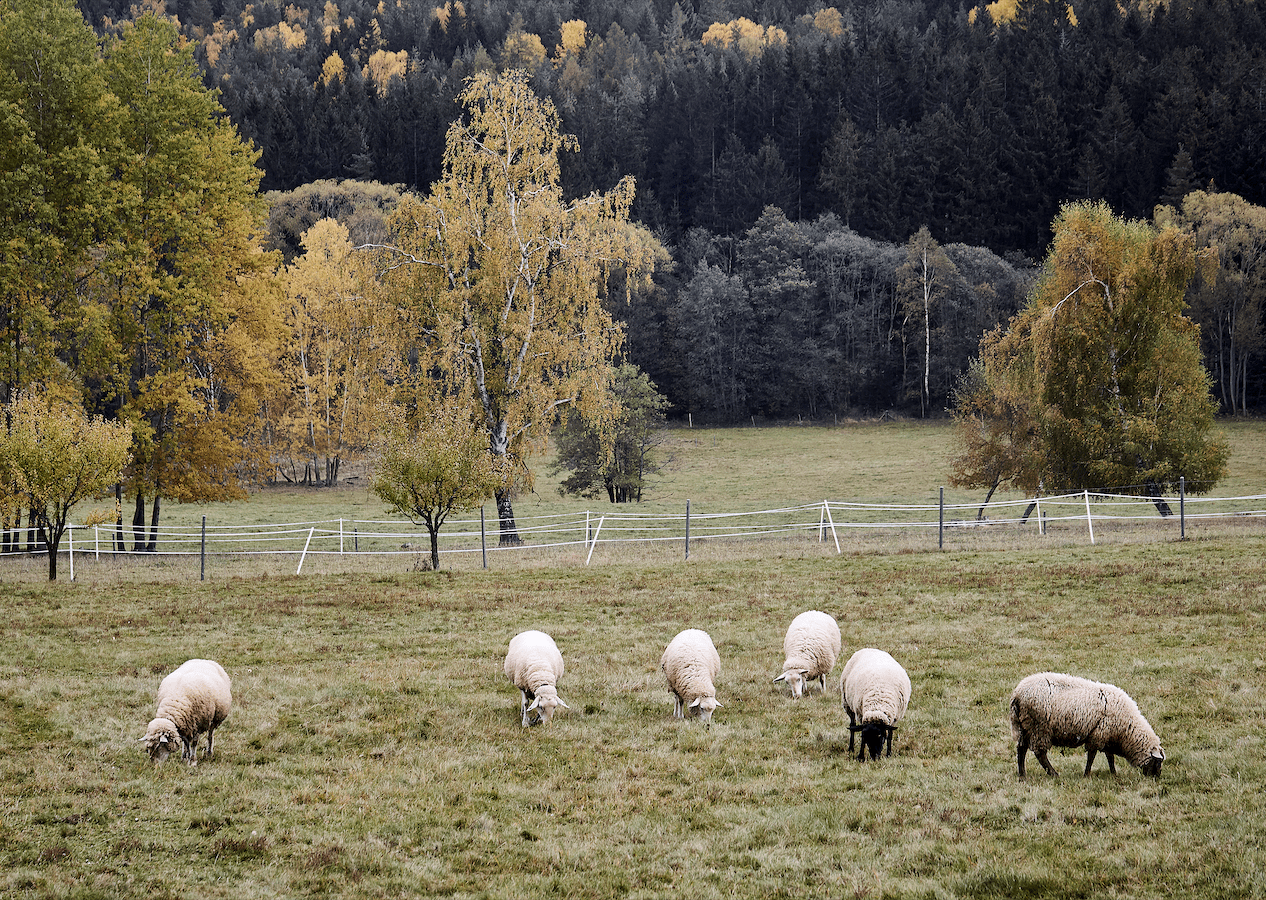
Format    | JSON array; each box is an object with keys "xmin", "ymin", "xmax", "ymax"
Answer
[{"xmin": 75, "ymin": 0, "xmax": 1266, "ymax": 419}]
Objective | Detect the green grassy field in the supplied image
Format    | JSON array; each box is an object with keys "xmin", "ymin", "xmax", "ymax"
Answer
[{"xmin": 2, "ymin": 421, "xmax": 1265, "ymax": 898}]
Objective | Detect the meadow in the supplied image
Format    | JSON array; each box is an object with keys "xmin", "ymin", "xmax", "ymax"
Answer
[{"xmin": 2, "ymin": 420, "xmax": 1265, "ymax": 899}]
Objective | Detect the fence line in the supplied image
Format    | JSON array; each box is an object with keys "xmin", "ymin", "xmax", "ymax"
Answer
[{"xmin": 9, "ymin": 490, "xmax": 1266, "ymax": 578}]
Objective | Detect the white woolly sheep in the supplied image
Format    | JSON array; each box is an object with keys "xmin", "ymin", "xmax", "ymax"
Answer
[
  {"xmin": 1010, "ymin": 672, "xmax": 1165, "ymax": 778},
  {"xmin": 660, "ymin": 629, "xmax": 722, "ymax": 725},
  {"xmin": 504, "ymin": 630, "xmax": 570, "ymax": 727},
  {"xmin": 773, "ymin": 610, "xmax": 841, "ymax": 699},
  {"xmin": 840, "ymin": 648, "xmax": 911, "ymax": 761},
  {"xmin": 141, "ymin": 659, "xmax": 232, "ymax": 766}
]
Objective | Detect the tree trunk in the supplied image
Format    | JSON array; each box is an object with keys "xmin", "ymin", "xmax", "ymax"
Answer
[
  {"xmin": 1146, "ymin": 481, "xmax": 1174, "ymax": 517},
  {"xmin": 496, "ymin": 489, "xmax": 522, "ymax": 545},
  {"xmin": 429, "ymin": 527, "xmax": 441, "ymax": 571},
  {"xmin": 147, "ymin": 489, "xmax": 162, "ymax": 552},
  {"xmin": 46, "ymin": 531, "xmax": 58, "ymax": 580},
  {"xmin": 976, "ymin": 478, "xmax": 1000, "ymax": 521},
  {"xmin": 133, "ymin": 490, "xmax": 146, "ymax": 551}
]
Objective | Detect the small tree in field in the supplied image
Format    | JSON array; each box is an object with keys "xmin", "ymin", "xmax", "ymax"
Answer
[
  {"xmin": 371, "ymin": 402, "xmax": 502, "ymax": 570},
  {"xmin": 551, "ymin": 363, "xmax": 669, "ymax": 503},
  {"xmin": 0, "ymin": 393, "xmax": 132, "ymax": 580}
]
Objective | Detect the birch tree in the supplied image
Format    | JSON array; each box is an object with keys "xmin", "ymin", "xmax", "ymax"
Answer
[
  {"xmin": 369, "ymin": 70, "xmax": 659, "ymax": 543},
  {"xmin": 280, "ymin": 218, "xmax": 396, "ymax": 485}
]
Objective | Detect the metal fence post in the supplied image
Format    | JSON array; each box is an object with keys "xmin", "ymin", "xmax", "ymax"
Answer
[
  {"xmin": 481, "ymin": 506, "xmax": 487, "ymax": 569},
  {"xmin": 201, "ymin": 515, "xmax": 206, "ymax": 581},
  {"xmin": 939, "ymin": 487, "xmax": 944, "ymax": 549},
  {"xmin": 685, "ymin": 500, "xmax": 691, "ymax": 561},
  {"xmin": 1180, "ymin": 476, "xmax": 1185, "ymax": 539}
]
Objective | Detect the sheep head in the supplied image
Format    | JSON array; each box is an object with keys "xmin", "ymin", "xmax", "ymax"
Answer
[
  {"xmin": 854, "ymin": 722, "xmax": 893, "ymax": 761},
  {"xmin": 689, "ymin": 696, "xmax": 721, "ymax": 725},
  {"xmin": 142, "ymin": 718, "xmax": 180, "ymax": 763},
  {"xmin": 526, "ymin": 686, "xmax": 568, "ymax": 725},
  {"xmin": 1140, "ymin": 749, "xmax": 1164, "ymax": 778},
  {"xmin": 774, "ymin": 670, "xmax": 808, "ymax": 699}
]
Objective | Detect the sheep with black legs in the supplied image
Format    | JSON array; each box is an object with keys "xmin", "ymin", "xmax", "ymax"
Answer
[
  {"xmin": 141, "ymin": 659, "xmax": 232, "ymax": 766},
  {"xmin": 504, "ymin": 630, "xmax": 570, "ymax": 727},
  {"xmin": 773, "ymin": 610, "xmax": 841, "ymax": 699},
  {"xmin": 660, "ymin": 629, "xmax": 722, "ymax": 725},
  {"xmin": 840, "ymin": 648, "xmax": 911, "ymax": 761},
  {"xmin": 1010, "ymin": 672, "xmax": 1165, "ymax": 778}
]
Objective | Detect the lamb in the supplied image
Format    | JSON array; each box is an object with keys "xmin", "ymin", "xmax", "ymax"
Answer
[
  {"xmin": 141, "ymin": 659, "xmax": 232, "ymax": 766},
  {"xmin": 504, "ymin": 630, "xmax": 570, "ymax": 727},
  {"xmin": 1009, "ymin": 672, "xmax": 1165, "ymax": 778},
  {"xmin": 660, "ymin": 629, "xmax": 722, "ymax": 725},
  {"xmin": 773, "ymin": 610, "xmax": 841, "ymax": 699},
  {"xmin": 840, "ymin": 648, "xmax": 911, "ymax": 761}
]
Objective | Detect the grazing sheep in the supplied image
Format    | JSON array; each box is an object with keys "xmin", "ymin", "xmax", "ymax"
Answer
[
  {"xmin": 840, "ymin": 648, "xmax": 911, "ymax": 761},
  {"xmin": 773, "ymin": 610, "xmax": 841, "ymax": 699},
  {"xmin": 142, "ymin": 659, "xmax": 232, "ymax": 766},
  {"xmin": 504, "ymin": 630, "xmax": 570, "ymax": 727},
  {"xmin": 1010, "ymin": 672, "xmax": 1165, "ymax": 778},
  {"xmin": 660, "ymin": 629, "xmax": 722, "ymax": 725}
]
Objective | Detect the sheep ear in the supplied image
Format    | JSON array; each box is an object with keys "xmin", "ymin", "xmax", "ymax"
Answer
[
  {"xmin": 527, "ymin": 697, "xmax": 540, "ymax": 711},
  {"xmin": 689, "ymin": 698, "xmax": 701, "ymax": 709},
  {"xmin": 557, "ymin": 698, "xmax": 570, "ymax": 709},
  {"xmin": 713, "ymin": 701, "xmax": 723, "ymax": 708},
  {"xmin": 772, "ymin": 673, "xmax": 786, "ymax": 683}
]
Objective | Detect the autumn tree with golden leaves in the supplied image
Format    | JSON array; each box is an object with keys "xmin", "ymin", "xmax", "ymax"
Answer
[{"xmin": 367, "ymin": 70, "xmax": 661, "ymax": 544}]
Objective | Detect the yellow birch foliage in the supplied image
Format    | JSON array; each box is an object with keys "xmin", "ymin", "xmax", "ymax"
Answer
[{"xmin": 281, "ymin": 218, "xmax": 397, "ymax": 485}]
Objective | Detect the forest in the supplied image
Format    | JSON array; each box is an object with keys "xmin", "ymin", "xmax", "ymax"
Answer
[{"xmin": 62, "ymin": 0, "xmax": 1266, "ymax": 421}]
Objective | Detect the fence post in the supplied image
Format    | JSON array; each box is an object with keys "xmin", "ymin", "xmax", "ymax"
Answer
[
  {"xmin": 938, "ymin": 487, "xmax": 944, "ymax": 549},
  {"xmin": 95, "ymin": 524, "xmax": 99, "ymax": 561},
  {"xmin": 201, "ymin": 515, "xmax": 206, "ymax": 582},
  {"xmin": 1084, "ymin": 490, "xmax": 1095, "ymax": 545},
  {"xmin": 822, "ymin": 501, "xmax": 841, "ymax": 554},
  {"xmin": 68, "ymin": 525, "xmax": 74, "ymax": 582},
  {"xmin": 1179, "ymin": 476, "xmax": 1186, "ymax": 540},
  {"xmin": 296, "ymin": 526, "xmax": 315, "ymax": 575},
  {"xmin": 480, "ymin": 506, "xmax": 487, "ymax": 569},
  {"xmin": 1036, "ymin": 497, "xmax": 1043, "ymax": 535},
  {"xmin": 585, "ymin": 516, "xmax": 605, "ymax": 565},
  {"xmin": 340, "ymin": 518, "xmax": 344, "ymax": 554},
  {"xmin": 685, "ymin": 500, "xmax": 691, "ymax": 560}
]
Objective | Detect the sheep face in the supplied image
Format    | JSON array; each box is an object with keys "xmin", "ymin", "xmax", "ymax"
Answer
[
  {"xmin": 689, "ymin": 696, "xmax": 720, "ymax": 725},
  {"xmin": 526, "ymin": 686, "xmax": 569, "ymax": 726},
  {"xmin": 775, "ymin": 670, "xmax": 808, "ymax": 699},
  {"xmin": 143, "ymin": 720, "xmax": 181, "ymax": 763},
  {"xmin": 856, "ymin": 723, "xmax": 892, "ymax": 761},
  {"xmin": 1140, "ymin": 750, "xmax": 1164, "ymax": 778}
]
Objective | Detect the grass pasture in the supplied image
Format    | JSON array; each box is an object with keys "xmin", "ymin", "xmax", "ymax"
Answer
[
  {"xmin": 2, "ymin": 420, "xmax": 1266, "ymax": 898},
  {"xmin": 3, "ymin": 537, "xmax": 1266, "ymax": 898}
]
